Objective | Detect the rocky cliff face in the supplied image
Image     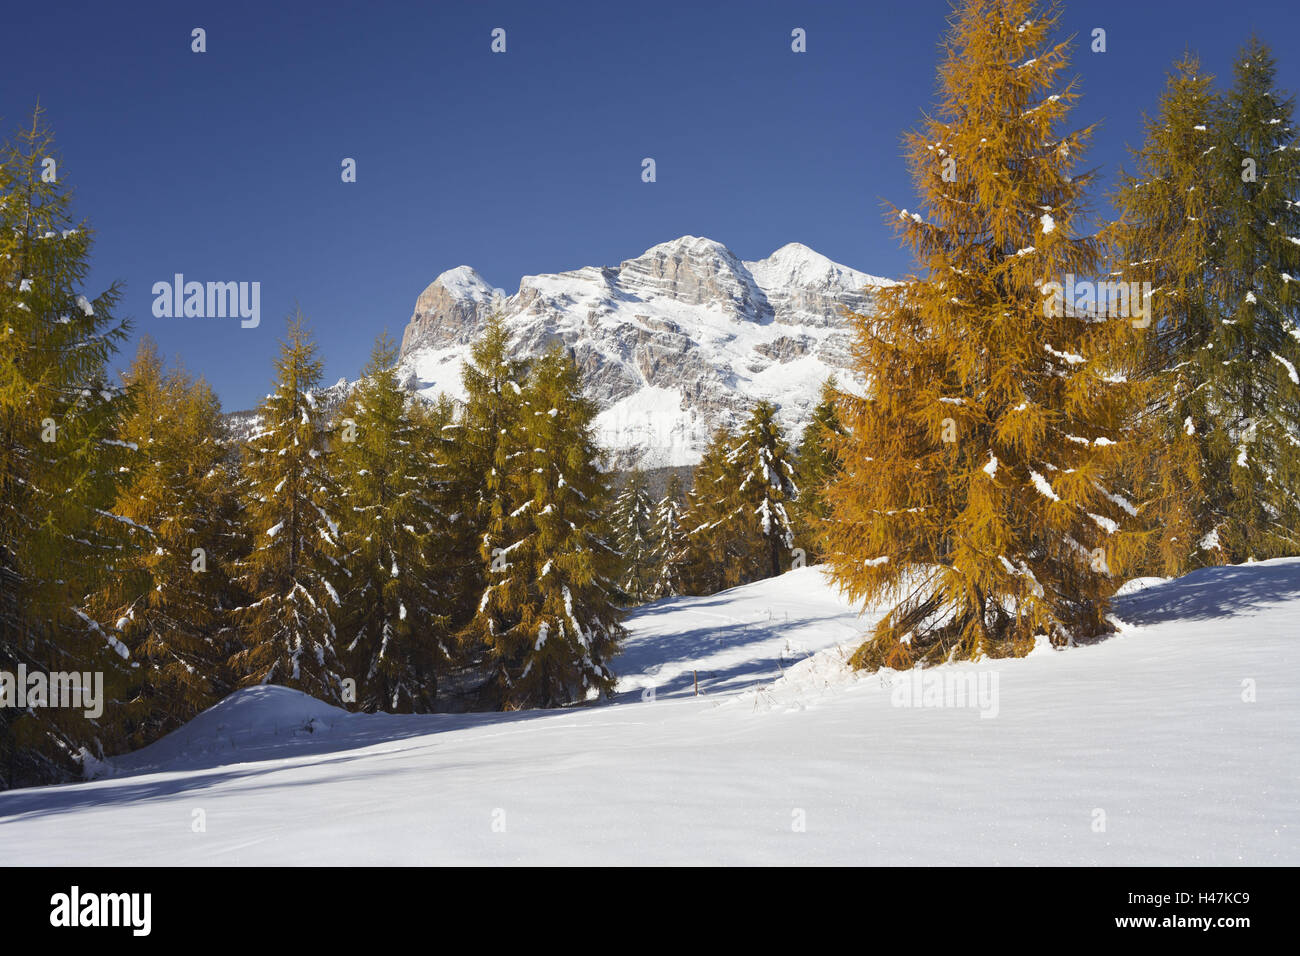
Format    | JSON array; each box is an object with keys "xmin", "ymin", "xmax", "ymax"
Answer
[{"xmin": 397, "ymin": 236, "xmax": 891, "ymax": 468}]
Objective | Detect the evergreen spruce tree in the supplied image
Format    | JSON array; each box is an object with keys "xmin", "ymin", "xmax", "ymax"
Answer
[
  {"xmin": 679, "ymin": 405, "xmax": 799, "ymax": 591},
  {"xmin": 463, "ymin": 347, "xmax": 623, "ymax": 708},
  {"xmin": 791, "ymin": 379, "xmax": 843, "ymax": 564},
  {"xmin": 823, "ymin": 0, "xmax": 1141, "ymax": 669},
  {"xmin": 1118, "ymin": 42, "xmax": 1300, "ymax": 570},
  {"xmin": 230, "ymin": 313, "xmax": 344, "ymax": 702},
  {"xmin": 95, "ymin": 339, "xmax": 238, "ymax": 743},
  {"xmin": 611, "ymin": 468, "xmax": 656, "ymax": 603},
  {"xmin": 649, "ymin": 473, "xmax": 687, "ymax": 598},
  {"xmin": 0, "ymin": 108, "xmax": 134, "ymax": 787},
  {"xmin": 1111, "ymin": 55, "xmax": 1223, "ymax": 576},
  {"xmin": 1203, "ymin": 39, "xmax": 1300, "ymax": 561},
  {"xmin": 727, "ymin": 401, "xmax": 799, "ymax": 580},
  {"xmin": 332, "ymin": 334, "xmax": 452, "ymax": 712}
]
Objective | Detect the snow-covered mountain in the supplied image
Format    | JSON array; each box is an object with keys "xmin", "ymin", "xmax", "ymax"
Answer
[{"xmin": 397, "ymin": 236, "xmax": 894, "ymax": 467}]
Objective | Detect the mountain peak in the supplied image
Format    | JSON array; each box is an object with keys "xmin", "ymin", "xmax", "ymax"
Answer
[
  {"xmin": 640, "ymin": 235, "xmax": 734, "ymax": 257},
  {"xmin": 746, "ymin": 242, "xmax": 893, "ymax": 292},
  {"xmin": 398, "ymin": 239, "xmax": 889, "ymax": 467},
  {"xmin": 622, "ymin": 236, "xmax": 748, "ymax": 277},
  {"xmin": 432, "ymin": 265, "xmax": 501, "ymax": 302},
  {"xmin": 766, "ymin": 240, "xmax": 827, "ymax": 262}
]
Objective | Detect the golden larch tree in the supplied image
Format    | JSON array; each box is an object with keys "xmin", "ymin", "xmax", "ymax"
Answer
[{"xmin": 824, "ymin": 0, "xmax": 1143, "ymax": 669}]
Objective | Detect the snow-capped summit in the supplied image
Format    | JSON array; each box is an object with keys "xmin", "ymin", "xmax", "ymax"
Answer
[
  {"xmin": 747, "ymin": 241, "xmax": 888, "ymax": 298},
  {"xmin": 428, "ymin": 265, "xmax": 504, "ymax": 304},
  {"xmin": 397, "ymin": 236, "xmax": 894, "ymax": 467},
  {"xmin": 746, "ymin": 242, "xmax": 894, "ymax": 330},
  {"xmin": 616, "ymin": 235, "xmax": 770, "ymax": 323}
]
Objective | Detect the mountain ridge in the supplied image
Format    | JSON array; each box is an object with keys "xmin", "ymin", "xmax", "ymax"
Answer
[{"xmin": 397, "ymin": 236, "xmax": 892, "ymax": 467}]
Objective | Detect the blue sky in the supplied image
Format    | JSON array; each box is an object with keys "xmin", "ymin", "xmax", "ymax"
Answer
[{"xmin": 4, "ymin": 0, "xmax": 1298, "ymax": 410}]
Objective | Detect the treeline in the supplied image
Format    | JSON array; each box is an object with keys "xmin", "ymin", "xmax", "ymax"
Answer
[
  {"xmin": 820, "ymin": 6, "xmax": 1300, "ymax": 670},
  {"xmin": 0, "ymin": 107, "xmax": 827, "ymax": 788}
]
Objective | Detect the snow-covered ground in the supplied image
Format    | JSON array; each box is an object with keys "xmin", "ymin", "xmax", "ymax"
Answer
[{"xmin": 1, "ymin": 562, "xmax": 1296, "ymax": 865}]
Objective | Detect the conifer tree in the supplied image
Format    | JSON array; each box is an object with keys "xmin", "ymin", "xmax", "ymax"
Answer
[
  {"xmin": 612, "ymin": 468, "xmax": 656, "ymax": 603},
  {"xmin": 413, "ymin": 391, "xmax": 469, "ymax": 625},
  {"xmin": 679, "ymin": 426, "xmax": 742, "ymax": 595},
  {"xmin": 649, "ymin": 473, "xmax": 687, "ymax": 598},
  {"xmin": 230, "ymin": 313, "xmax": 345, "ymax": 702},
  {"xmin": 1111, "ymin": 55, "xmax": 1223, "ymax": 575},
  {"xmin": 332, "ymin": 334, "xmax": 452, "ymax": 712},
  {"xmin": 792, "ymin": 379, "xmax": 843, "ymax": 563},
  {"xmin": 679, "ymin": 405, "xmax": 799, "ymax": 590},
  {"xmin": 463, "ymin": 347, "xmax": 623, "ymax": 708},
  {"xmin": 0, "ymin": 108, "xmax": 134, "ymax": 787},
  {"xmin": 444, "ymin": 314, "xmax": 531, "ymax": 637},
  {"xmin": 95, "ymin": 339, "xmax": 238, "ymax": 743},
  {"xmin": 1117, "ymin": 42, "xmax": 1300, "ymax": 570},
  {"xmin": 1203, "ymin": 39, "xmax": 1300, "ymax": 560},
  {"xmin": 823, "ymin": 0, "xmax": 1141, "ymax": 669},
  {"xmin": 727, "ymin": 401, "xmax": 799, "ymax": 580}
]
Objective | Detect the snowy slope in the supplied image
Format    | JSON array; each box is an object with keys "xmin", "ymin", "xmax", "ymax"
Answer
[{"xmin": 0, "ymin": 562, "xmax": 1296, "ymax": 865}]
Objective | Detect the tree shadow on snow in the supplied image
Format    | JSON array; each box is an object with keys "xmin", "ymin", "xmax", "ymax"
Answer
[
  {"xmin": 1112, "ymin": 559, "xmax": 1300, "ymax": 628},
  {"xmin": 612, "ymin": 612, "xmax": 848, "ymax": 701},
  {"xmin": 0, "ymin": 747, "xmax": 491, "ymax": 825},
  {"xmin": 0, "ymin": 702, "xmax": 565, "ymax": 815}
]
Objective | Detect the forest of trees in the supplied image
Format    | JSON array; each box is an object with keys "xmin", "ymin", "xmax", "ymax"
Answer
[
  {"xmin": 4, "ymin": 0, "xmax": 1300, "ymax": 789},
  {"xmin": 0, "ymin": 104, "xmax": 824, "ymax": 785}
]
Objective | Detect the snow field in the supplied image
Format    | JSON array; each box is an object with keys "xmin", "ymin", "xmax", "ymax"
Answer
[{"xmin": 0, "ymin": 562, "xmax": 1295, "ymax": 865}]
